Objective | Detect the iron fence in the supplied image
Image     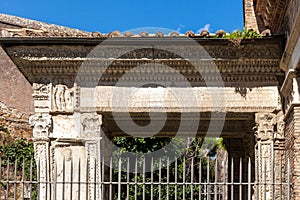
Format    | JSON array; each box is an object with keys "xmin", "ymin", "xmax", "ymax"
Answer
[{"xmin": 0, "ymin": 156, "xmax": 291, "ymax": 200}]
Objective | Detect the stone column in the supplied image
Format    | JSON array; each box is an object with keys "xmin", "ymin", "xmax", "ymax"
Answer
[
  {"xmin": 81, "ymin": 113, "xmax": 102, "ymax": 200},
  {"xmin": 29, "ymin": 83, "xmax": 53, "ymax": 200},
  {"xmin": 254, "ymin": 112, "xmax": 284, "ymax": 200}
]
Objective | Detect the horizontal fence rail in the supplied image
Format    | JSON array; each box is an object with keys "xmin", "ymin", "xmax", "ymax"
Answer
[{"xmin": 0, "ymin": 156, "xmax": 291, "ymax": 200}]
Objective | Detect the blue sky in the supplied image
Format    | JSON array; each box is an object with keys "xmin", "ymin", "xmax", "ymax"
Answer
[{"xmin": 0, "ymin": 0, "xmax": 244, "ymax": 34}]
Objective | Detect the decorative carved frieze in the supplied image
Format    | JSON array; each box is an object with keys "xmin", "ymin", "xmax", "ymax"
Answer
[
  {"xmin": 29, "ymin": 113, "xmax": 52, "ymax": 139},
  {"xmin": 52, "ymin": 84, "xmax": 74, "ymax": 112},
  {"xmin": 32, "ymin": 83, "xmax": 75, "ymax": 113}
]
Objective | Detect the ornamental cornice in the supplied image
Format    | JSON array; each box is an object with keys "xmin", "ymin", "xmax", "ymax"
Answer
[{"xmin": 5, "ymin": 41, "xmax": 283, "ymax": 60}]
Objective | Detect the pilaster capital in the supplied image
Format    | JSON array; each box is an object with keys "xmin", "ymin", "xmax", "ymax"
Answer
[
  {"xmin": 29, "ymin": 113, "xmax": 52, "ymax": 140},
  {"xmin": 81, "ymin": 113, "xmax": 102, "ymax": 139},
  {"xmin": 254, "ymin": 113, "xmax": 276, "ymax": 141}
]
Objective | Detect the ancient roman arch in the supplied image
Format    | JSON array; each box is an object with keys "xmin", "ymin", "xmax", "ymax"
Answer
[{"xmin": 0, "ymin": 35, "xmax": 285, "ymax": 199}]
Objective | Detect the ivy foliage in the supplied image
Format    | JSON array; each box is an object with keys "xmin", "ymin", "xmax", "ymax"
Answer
[{"xmin": 0, "ymin": 125, "xmax": 36, "ymax": 179}]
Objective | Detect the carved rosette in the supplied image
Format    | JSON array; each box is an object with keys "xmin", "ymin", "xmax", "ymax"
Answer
[{"xmin": 29, "ymin": 113, "xmax": 52, "ymax": 139}]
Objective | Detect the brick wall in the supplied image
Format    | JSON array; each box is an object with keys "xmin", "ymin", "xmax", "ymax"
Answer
[
  {"xmin": 0, "ymin": 101, "xmax": 32, "ymax": 140},
  {"xmin": 243, "ymin": 0, "xmax": 259, "ymax": 32},
  {"xmin": 0, "ymin": 46, "xmax": 34, "ymax": 114}
]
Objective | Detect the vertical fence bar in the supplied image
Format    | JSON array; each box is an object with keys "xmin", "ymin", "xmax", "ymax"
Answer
[
  {"xmin": 231, "ymin": 157, "xmax": 233, "ymax": 200},
  {"xmin": 207, "ymin": 157, "xmax": 210, "ymax": 200},
  {"xmin": 248, "ymin": 157, "xmax": 251, "ymax": 200},
  {"xmin": 70, "ymin": 158, "xmax": 73, "ymax": 200},
  {"xmin": 102, "ymin": 157, "xmax": 105, "ymax": 200},
  {"xmin": 94, "ymin": 158, "xmax": 97, "ymax": 200},
  {"xmin": 127, "ymin": 158, "xmax": 130, "ymax": 200},
  {"xmin": 29, "ymin": 159, "xmax": 33, "ymax": 200},
  {"xmin": 199, "ymin": 158, "xmax": 202, "ymax": 200},
  {"xmin": 183, "ymin": 158, "xmax": 186, "ymax": 200},
  {"xmin": 86, "ymin": 157, "xmax": 89, "ymax": 200},
  {"xmin": 159, "ymin": 158, "xmax": 162, "ymax": 200},
  {"xmin": 279, "ymin": 158, "xmax": 282, "ymax": 200},
  {"xmin": 214, "ymin": 159, "xmax": 217, "ymax": 200},
  {"xmin": 239, "ymin": 157, "xmax": 242, "ymax": 200},
  {"xmin": 78, "ymin": 158, "xmax": 81, "ymax": 200},
  {"xmin": 6, "ymin": 159, "xmax": 9, "ymax": 200},
  {"xmin": 191, "ymin": 157, "xmax": 194, "ymax": 200},
  {"xmin": 142, "ymin": 157, "xmax": 145, "ymax": 200},
  {"xmin": 22, "ymin": 159, "xmax": 25, "ymax": 200},
  {"xmin": 110, "ymin": 157, "xmax": 113, "ymax": 200},
  {"xmin": 118, "ymin": 157, "xmax": 122, "ymax": 200},
  {"xmin": 38, "ymin": 158, "xmax": 40, "ymax": 200},
  {"xmin": 287, "ymin": 158, "xmax": 290, "ymax": 200},
  {"xmin": 175, "ymin": 158, "xmax": 178, "ymax": 200},
  {"xmin": 134, "ymin": 157, "xmax": 137, "ymax": 200},
  {"xmin": 263, "ymin": 159, "xmax": 266, "ymax": 200},
  {"xmin": 13, "ymin": 160, "xmax": 17, "ymax": 200},
  {"xmin": 0, "ymin": 157, "xmax": 1, "ymax": 199},
  {"xmin": 223, "ymin": 158, "xmax": 226, "ymax": 200},
  {"xmin": 62, "ymin": 157, "xmax": 65, "ymax": 200},
  {"xmin": 151, "ymin": 157, "xmax": 154, "ymax": 200},
  {"xmin": 167, "ymin": 157, "xmax": 170, "ymax": 200},
  {"xmin": 54, "ymin": 160, "xmax": 57, "ymax": 200}
]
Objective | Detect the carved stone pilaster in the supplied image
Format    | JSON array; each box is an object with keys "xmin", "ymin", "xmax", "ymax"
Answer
[
  {"xmin": 32, "ymin": 83, "xmax": 52, "ymax": 113},
  {"xmin": 29, "ymin": 113, "xmax": 52, "ymax": 200},
  {"xmin": 82, "ymin": 113, "xmax": 102, "ymax": 200},
  {"xmin": 254, "ymin": 113, "xmax": 276, "ymax": 200}
]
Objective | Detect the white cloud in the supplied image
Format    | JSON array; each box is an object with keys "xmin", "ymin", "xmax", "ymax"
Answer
[
  {"xmin": 197, "ymin": 24, "xmax": 211, "ymax": 33},
  {"xmin": 176, "ymin": 24, "xmax": 185, "ymax": 33}
]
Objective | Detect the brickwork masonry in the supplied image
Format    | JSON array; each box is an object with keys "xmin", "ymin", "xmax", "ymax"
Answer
[{"xmin": 0, "ymin": 101, "xmax": 32, "ymax": 140}]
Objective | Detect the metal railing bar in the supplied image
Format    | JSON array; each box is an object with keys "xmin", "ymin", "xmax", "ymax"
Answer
[
  {"xmin": 78, "ymin": 157, "xmax": 81, "ymax": 200},
  {"xmin": 287, "ymin": 158, "xmax": 290, "ymax": 200},
  {"xmin": 248, "ymin": 157, "xmax": 251, "ymax": 200},
  {"xmin": 22, "ymin": 159, "xmax": 25, "ymax": 200},
  {"xmin": 109, "ymin": 157, "xmax": 113, "ymax": 200},
  {"xmin": 159, "ymin": 157, "xmax": 162, "ymax": 200},
  {"xmin": 70, "ymin": 157, "xmax": 73, "ymax": 200},
  {"xmin": 6, "ymin": 159, "xmax": 9, "ymax": 200},
  {"xmin": 239, "ymin": 157, "xmax": 242, "ymax": 200},
  {"xmin": 126, "ymin": 157, "xmax": 130, "ymax": 200},
  {"xmin": 134, "ymin": 157, "xmax": 137, "ymax": 200},
  {"xmin": 191, "ymin": 157, "xmax": 194, "ymax": 200},
  {"xmin": 13, "ymin": 159, "xmax": 17, "ymax": 200},
  {"xmin": 118, "ymin": 157, "xmax": 122, "ymax": 200},
  {"xmin": 150, "ymin": 157, "xmax": 153, "ymax": 200},
  {"xmin": 183, "ymin": 157, "xmax": 186, "ymax": 200},
  {"xmin": 231, "ymin": 157, "xmax": 233, "ymax": 200},
  {"xmin": 263, "ymin": 159, "xmax": 266, "ymax": 200},
  {"xmin": 142, "ymin": 157, "xmax": 145, "ymax": 200}
]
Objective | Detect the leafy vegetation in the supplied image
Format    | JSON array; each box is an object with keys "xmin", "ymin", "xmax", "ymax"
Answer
[
  {"xmin": 112, "ymin": 137, "xmax": 224, "ymax": 199},
  {"xmin": 224, "ymin": 29, "xmax": 262, "ymax": 39},
  {"xmin": 0, "ymin": 125, "xmax": 37, "ymax": 199}
]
